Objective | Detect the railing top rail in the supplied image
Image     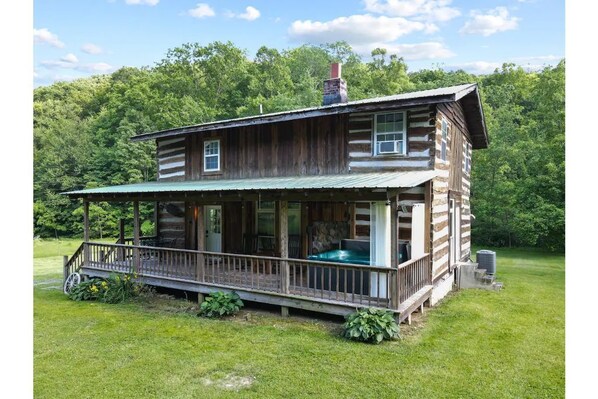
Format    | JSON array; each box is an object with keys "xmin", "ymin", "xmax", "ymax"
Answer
[
  {"xmin": 84, "ymin": 241, "xmax": 395, "ymax": 273},
  {"xmin": 65, "ymin": 242, "xmax": 85, "ymax": 268},
  {"xmin": 121, "ymin": 235, "xmax": 158, "ymax": 241},
  {"xmin": 398, "ymin": 253, "xmax": 430, "ymax": 270}
]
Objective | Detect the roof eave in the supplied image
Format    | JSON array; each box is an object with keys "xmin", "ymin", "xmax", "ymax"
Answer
[{"xmin": 130, "ymin": 93, "xmax": 458, "ymax": 143}]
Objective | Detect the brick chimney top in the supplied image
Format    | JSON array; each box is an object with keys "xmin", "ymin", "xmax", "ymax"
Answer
[
  {"xmin": 330, "ymin": 63, "xmax": 341, "ymax": 79},
  {"xmin": 323, "ymin": 63, "xmax": 348, "ymax": 106}
]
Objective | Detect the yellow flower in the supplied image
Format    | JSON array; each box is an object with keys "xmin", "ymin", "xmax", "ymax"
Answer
[{"xmin": 90, "ymin": 285, "xmax": 99, "ymax": 293}]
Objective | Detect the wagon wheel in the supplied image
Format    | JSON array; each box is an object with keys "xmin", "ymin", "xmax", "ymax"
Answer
[{"xmin": 63, "ymin": 272, "xmax": 81, "ymax": 295}]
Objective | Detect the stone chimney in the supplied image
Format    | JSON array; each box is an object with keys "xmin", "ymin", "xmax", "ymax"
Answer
[{"xmin": 322, "ymin": 63, "xmax": 348, "ymax": 106}]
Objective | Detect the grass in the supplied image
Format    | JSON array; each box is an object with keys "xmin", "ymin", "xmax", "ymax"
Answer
[{"xmin": 34, "ymin": 242, "xmax": 565, "ymax": 398}]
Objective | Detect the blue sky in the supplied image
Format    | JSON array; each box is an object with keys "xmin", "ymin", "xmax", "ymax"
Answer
[{"xmin": 33, "ymin": 0, "xmax": 564, "ymax": 86}]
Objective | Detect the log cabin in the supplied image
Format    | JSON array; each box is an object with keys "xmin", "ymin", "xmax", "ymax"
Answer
[{"xmin": 63, "ymin": 63, "xmax": 488, "ymax": 322}]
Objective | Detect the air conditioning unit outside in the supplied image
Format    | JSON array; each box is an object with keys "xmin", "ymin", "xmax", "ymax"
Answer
[{"xmin": 378, "ymin": 140, "xmax": 403, "ymax": 154}]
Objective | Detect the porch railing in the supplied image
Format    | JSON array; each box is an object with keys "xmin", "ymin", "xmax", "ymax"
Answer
[
  {"xmin": 397, "ymin": 253, "xmax": 431, "ymax": 304},
  {"xmin": 81, "ymin": 242, "xmax": 431, "ymax": 309},
  {"xmin": 63, "ymin": 242, "xmax": 85, "ymax": 281}
]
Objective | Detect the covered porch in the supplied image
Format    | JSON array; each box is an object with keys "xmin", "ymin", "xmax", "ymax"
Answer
[{"xmin": 63, "ymin": 172, "xmax": 437, "ymax": 321}]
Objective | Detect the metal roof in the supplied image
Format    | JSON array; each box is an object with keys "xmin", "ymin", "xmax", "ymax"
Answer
[
  {"xmin": 63, "ymin": 171, "xmax": 439, "ymax": 198},
  {"xmin": 130, "ymin": 83, "xmax": 487, "ymax": 147}
]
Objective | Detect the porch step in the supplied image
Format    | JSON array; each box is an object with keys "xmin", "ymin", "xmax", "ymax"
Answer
[
  {"xmin": 397, "ymin": 285, "xmax": 433, "ymax": 324},
  {"xmin": 456, "ymin": 262, "xmax": 503, "ymax": 291}
]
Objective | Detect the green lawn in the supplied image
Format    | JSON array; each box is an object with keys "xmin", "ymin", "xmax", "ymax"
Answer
[{"xmin": 34, "ymin": 243, "xmax": 565, "ymax": 398}]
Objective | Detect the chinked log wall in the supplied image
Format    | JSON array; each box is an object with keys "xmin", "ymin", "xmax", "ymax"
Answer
[
  {"xmin": 347, "ymin": 105, "xmax": 436, "ymax": 172},
  {"xmin": 157, "ymin": 137, "xmax": 187, "ymax": 248},
  {"xmin": 437, "ymin": 101, "xmax": 473, "ymax": 261},
  {"xmin": 431, "ymin": 101, "xmax": 473, "ymax": 278}
]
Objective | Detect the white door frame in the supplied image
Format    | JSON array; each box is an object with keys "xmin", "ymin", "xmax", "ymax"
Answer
[{"xmin": 204, "ymin": 205, "xmax": 222, "ymax": 252}]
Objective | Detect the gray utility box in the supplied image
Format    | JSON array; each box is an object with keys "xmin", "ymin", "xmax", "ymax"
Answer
[{"xmin": 476, "ymin": 250, "xmax": 496, "ymax": 275}]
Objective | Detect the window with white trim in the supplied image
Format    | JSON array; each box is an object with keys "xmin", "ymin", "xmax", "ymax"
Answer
[
  {"xmin": 464, "ymin": 142, "xmax": 472, "ymax": 174},
  {"xmin": 374, "ymin": 112, "xmax": 406, "ymax": 155},
  {"xmin": 441, "ymin": 118, "xmax": 448, "ymax": 161},
  {"xmin": 204, "ymin": 140, "xmax": 220, "ymax": 172}
]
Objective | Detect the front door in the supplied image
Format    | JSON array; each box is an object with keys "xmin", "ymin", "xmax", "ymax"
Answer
[{"xmin": 205, "ymin": 205, "xmax": 222, "ymax": 252}]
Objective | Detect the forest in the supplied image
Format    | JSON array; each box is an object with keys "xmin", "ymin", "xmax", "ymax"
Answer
[{"xmin": 33, "ymin": 41, "xmax": 565, "ymax": 251}]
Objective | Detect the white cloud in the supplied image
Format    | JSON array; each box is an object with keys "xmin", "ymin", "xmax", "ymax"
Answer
[
  {"xmin": 33, "ymin": 28, "xmax": 65, "ymax": 48},
  {"xmin": 460, "ymin": 7, "xmax": 519, "ymax": 36},
  {"xmin": 446, "ymin": 55, "xmax": 563, "ymax": 74},
  {"xmin": 353, "ymin": 41, "xmax": 454, "ymax": 60},
  {"xmin": 61, "ymin": 53, "xmax": 79, "ymax": 64},
  {"xmin": 125, "ymin": 0, "xmax": 159, "ymax": 5},
  {"xmin": 40, "ymin": 58, "xmax": 114, "ymax": 74},
  {"xmin": 188, "ymin": 3, "xmax": 215, "ymax": 19},
  {"xmin": 225, "ymin": 6, "xmax": 261, "ymax": 21},
  {"xmin": 81, "ymin": 43, "xmax": 103, "ymax": 55},
  {"xmin": 446, "ymin": 61, "xmax": 501, "ymax": 74},
  {"xmin": 363, "ymin": 0, "xmax": 460, "ymax": 22},
  {"xmin": 238, "ymin": 6, "xmax": 261, "ymax": 21},
  {"xmin": 289, "ymin": 14, "xmax": 431, "ymax": 45},
  {"xmin": 77, "ymin": 62, "xmax": 114, "ymax": 73}
]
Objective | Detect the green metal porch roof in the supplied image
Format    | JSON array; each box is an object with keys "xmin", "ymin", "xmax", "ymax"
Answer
[{"xmin": 63, "ymin": 171, "xmax": 438, "ymax": 198}]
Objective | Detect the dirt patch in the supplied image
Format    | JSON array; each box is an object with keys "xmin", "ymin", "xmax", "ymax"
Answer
[{"xmin": 201, "ymin": 374, "xmax": 255, "ymax": 391}]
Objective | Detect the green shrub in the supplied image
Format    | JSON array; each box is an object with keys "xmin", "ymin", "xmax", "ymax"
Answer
[
  {"xmin": 342, "ymin": 308, "xmax": 400, "ymax": 344},
  {"xmin": 67, "ymin": 273, "xmax": 142, "ymax": 304},
  {"xmin": 198, "ymin": 292, "xmax": 244, "ymax": 318}
]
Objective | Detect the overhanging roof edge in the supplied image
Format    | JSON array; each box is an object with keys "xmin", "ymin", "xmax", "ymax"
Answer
[{"xmin": 62, "ymin": 171, "xmax": 440, "ymax": 199}]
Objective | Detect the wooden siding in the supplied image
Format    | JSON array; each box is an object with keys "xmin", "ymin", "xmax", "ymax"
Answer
[
  {"xmin": 347, "ymin": 106, "xmax": 436, "ymax": 173},
  {"xmin": 186, "ymin": 114, "xmax": 349, "ymax": 180}
]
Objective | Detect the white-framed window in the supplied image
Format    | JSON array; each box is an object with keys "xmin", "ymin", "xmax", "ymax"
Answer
[
  {"xmin": 464, "ymin": 142, "xmax": 472, "ymax": 174},
  {"xmin": 374, "ymin": 112, "xmax": 406, "ymax": 155},
  {"xmin": 203, "ymin": 140, "xmax": 220, "ymax": 172},
  {"xmin": 440, "ymin": 118, "xmax": 449, "ymax": 161}
]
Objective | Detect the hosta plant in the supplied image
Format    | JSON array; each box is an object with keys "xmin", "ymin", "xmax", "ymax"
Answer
[
  {"xmin": 198, "ymin": 291, "xmax": 244, "ymax": 318},
  {"xmin": 342, "ymin": 308, "xmax": 400, "ymax": 344}
]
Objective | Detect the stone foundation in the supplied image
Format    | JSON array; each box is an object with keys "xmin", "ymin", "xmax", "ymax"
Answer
[{"xmin": 310, "ymin": 222, "xmax": 349, "ymax": 254}]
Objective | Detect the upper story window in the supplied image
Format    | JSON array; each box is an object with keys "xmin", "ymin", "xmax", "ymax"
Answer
[
  {"xmin": 374, "ymin": 112, "xmax": 406, "ymax": 156},
  {"xmin": 464, "ymin": 142, "xmax": 472, "ymax": 174},
  {"xmin": 441, "ymin": 118, "xmax": 449, "ymax": 161},
  {"xmin": 204, "ymin": 140, "xmax": 220, "ymax": 172}
]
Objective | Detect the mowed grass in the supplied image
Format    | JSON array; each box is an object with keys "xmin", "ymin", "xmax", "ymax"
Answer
[{"xmin": 34, "ymin": 243, "xmax": 564, "ymax": 398}]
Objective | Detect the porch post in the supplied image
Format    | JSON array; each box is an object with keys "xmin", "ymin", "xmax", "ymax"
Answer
[
  {"xmin": 118, "ymin": 218, "xmax": 125, "ymax": 261},
  {"xmin": 390, "ymin": 194, "xmax": 399, "ymax": 309},
  {"xmin": 83, "ymin": 200, "xmax": 90, "ymax": 266},
  {"xmin": 154, "ymin": 202, "xmax": 159, "ymax": 237},
  {"xmin": 278, "ymin": 200, "xmax": 289, "ymax": 295},
  {"xmin": 196, "ymin": 203, "xmax": 205, "ymax": 282},
  {"xmin": 133, "ymin": 201, "xmax": 140, "ymax": 273}
]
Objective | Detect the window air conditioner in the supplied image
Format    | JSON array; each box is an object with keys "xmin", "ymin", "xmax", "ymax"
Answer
[{"xmin": 378, "ymin": 140, "xmax": 402, "ymax": 154}]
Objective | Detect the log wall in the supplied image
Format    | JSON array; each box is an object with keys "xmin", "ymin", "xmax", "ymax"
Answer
[
  {"xmin": 431, "ymin": 100, "xmax": 474, "ymax": 278},
  {"xmin": 156, "ymin": 137, "xmax": 187, "ymax": 248}
]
